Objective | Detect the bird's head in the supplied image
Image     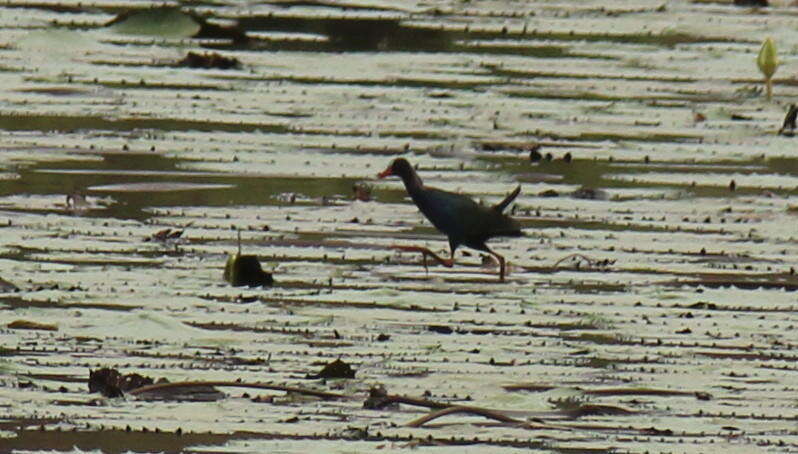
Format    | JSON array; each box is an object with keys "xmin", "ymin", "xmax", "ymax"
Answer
[{"xmin": 377, "ymin": 158, "xmax": 413, "ymax": 179}]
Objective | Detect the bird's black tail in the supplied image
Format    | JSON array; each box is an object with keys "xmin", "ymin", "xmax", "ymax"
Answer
[{"xmin": 492, "ymin": 185, "xmax": 521, "ymax": 213}]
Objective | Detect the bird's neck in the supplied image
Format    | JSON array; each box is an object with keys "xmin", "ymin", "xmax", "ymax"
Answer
[{"xmin": 399, "ymin": 170, "xmax": 425, "ymax": 195}]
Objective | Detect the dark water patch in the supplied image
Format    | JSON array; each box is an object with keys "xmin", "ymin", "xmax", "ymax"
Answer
[
  {"xmin": 0, "ymin": 155, "xmax": 359, "ymax": 220},
  {"xmin": 4, "ymin": 425, "xmax": 262, "ymax": 454},
  {"xmin": 3, "ymin": 424, "xmax": 566, "ymax": 453},
  {"xmin": 767, "ymin": 157, "xmax": 798, "ymax": 175},
  {"xmin": 235, "ymin": 15, "xmax": 453, "ymax": 53},
  {"xmin": 20, "ymin": 372, "xmax": 87, "ymax": 384},
  {"xmin": 1, "ymin": 1, "xmax": 87, "ymax": 14},
  {"xmin": 0, "ymin": 113, "xmax": 289, "ymax": 135},
  {"xmin": 247, "ymin": 0, "xmax": 409, "ymax": 12},
  {"xmin": 230, "ymin": 13, "xmax": 734, "ymax": 58},
  {"xmin": 80, "ymin": 1, "xmax": 745, "ymax": 58},
  {"xmin": 247, "ymin": 15, "xmax": 743, "ymax": 54},
  {"xmin": 0, "ymin": 297, "xmax": 137, "ymax": 312},
  {"xmin": 500, "ymin": 155, "xmax": 793, "ymax": 198},
  {"xmin": 509, "ymin": 159, "xmax": 798, "ymax": 200}
]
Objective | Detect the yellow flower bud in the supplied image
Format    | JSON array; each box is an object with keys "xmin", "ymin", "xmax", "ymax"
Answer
[{"xmin": 757, "ymin": 37, "xmax": 779, "ymax": 80}]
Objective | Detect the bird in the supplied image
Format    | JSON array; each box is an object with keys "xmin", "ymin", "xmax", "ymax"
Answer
[
  {"xmin": 65, "ymin": 193, "xmax": 90, "ymax": 213},
  {"xmin": 378, "ymin": 158, "xmax": 522, "ymax": 281}
]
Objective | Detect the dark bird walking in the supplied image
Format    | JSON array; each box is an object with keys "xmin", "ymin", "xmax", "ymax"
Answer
[{"xmin": 378, "ymin": 158, "xmax": 523, "ymax": 281}]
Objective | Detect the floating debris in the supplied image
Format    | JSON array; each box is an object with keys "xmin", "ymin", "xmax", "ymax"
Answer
[
  {"xmin": 571, "ymin": 187, "xmax": 609, "ymax": 200},
  {"xmin": 177, "ymin": 52, "xmax": 240, "ymax": 70},
  {"xmin": 352, "ymin": 182, "xmax": 372, "ymax": 201},
  {"xmin": 7, "ymin": 320, "xmax": 57, "ymax": 331},
  {"xmin": 307, "ymin": 358, "xmax": 355, "ymax": 379},
  {"xmin": 88, "ymin": 368, "xmax": 154, "ymax": 398},
  {"xmin": 554, "ymin": 253, "xmax": 615, "ymax": 270},
  {"xmin": 65, "ymin": 193, "xmax": 89, "ymax": 212},
  {"xmin": 779, "ymin": 104, "xmax": 797, "ymax": 137},
  {"xmin": 363, "ymin": 386, "xmax": 398, "ymax": 410},
  {"xmin": 529, "ymin": 146, "xmax": 543, "ymax": 162},
  {"xmin": 144, "ymin": 228, "xmax": 184, "ymax": 243},
  {"xmin": 224, "ymin": 253, "xmax": 273, "ymax": 287}
]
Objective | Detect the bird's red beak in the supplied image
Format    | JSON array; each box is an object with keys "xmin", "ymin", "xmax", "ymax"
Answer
[{"xmin": 377, "ymin": 167, "xmax": 393, "ymax": 179}]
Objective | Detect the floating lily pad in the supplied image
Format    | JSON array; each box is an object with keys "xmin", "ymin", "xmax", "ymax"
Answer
[
  {"xmin": 107, "ymin": 7, "xmax": 247, "ymax": 43},
  {"xmin": 106, "ymin": 7, "xmax": 202, "ymax": 38}
]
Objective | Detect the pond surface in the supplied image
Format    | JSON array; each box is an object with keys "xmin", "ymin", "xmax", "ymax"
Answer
[{"xmin": 2, "ymin": 1, "xmax": 798, "ymax": 453}]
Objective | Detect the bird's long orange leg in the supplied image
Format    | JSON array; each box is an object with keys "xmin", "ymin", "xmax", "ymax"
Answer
[
  {"xmin": 482, "ymin": 245, "xmax": 506, "ymax": 282},
  {"xmin": 390, "ymin": 245, "xmax": 454, "ymax": 269}
]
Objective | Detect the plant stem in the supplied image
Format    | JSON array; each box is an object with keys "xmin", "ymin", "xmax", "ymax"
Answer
[{"xmin": 766, "ymin": 77, "xmax": 773, "ymax": 101}]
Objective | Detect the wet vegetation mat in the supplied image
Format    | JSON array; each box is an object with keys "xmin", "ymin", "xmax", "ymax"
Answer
[{"xmin": 3, "ymin": 0, "xmax": 798, "ymax": 453}]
